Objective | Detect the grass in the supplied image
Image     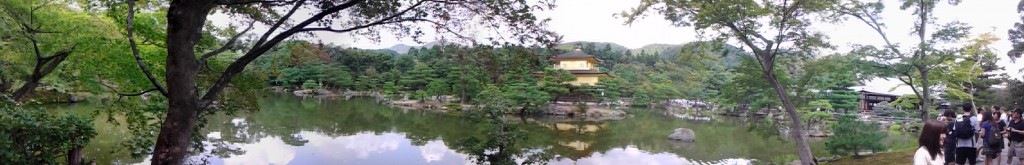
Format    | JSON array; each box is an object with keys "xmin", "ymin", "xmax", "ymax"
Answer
[{"xmin": 823, "ymin": 148, "xmax": 915, "ymax": 165}]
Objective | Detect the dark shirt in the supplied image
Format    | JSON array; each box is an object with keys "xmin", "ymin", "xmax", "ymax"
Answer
[
  {"xmin": 1010, "ymin": 119, "xmax": 1024, "ymax": 142},
  {"xmin": 946, "ymin": 121, "xmax": 959, "ymax": 144}
]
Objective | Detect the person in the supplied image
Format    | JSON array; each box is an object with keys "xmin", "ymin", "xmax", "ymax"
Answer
[
  {"xmin": 918, "ymin": 120, "xmax": 949, "ymax": 165},
  {"xmin": 997, "ymin": 106, "xmax": 1008, "ymax": 124},
  {"xmin": 955, "ymin": 103, "xmax": 979, "ymax": 165},
  {"xmin": 980, "ymin": 111, "xmax": 1003, "ymax": 165},
  {"xmin": 945, "ymin": 110, "xmax": 959, "ymax": 165},
  {"xmin": 991, "ymin": 108, "xmax": 1008, "ymax": 165},
  {"xmin": 977, "ymin": 107, "xmax": 987, "ymax": 162},
  {"xmin": 1006, "ymin": 109, "xmax": 1024, "ymax": 165}
]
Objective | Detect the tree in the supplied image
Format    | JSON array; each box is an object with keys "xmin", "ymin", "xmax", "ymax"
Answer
[
  {"xmin": 323, "ymin": 64, "xmax": 354, "ymax": 90},
  {"xmin": 596, "ymin": 77, "xmax": 625, "ymax": 106},
  {"xmin": 622, "ymin": 0, "xmax": 839, "ymax": 163},
  {"xmin": 425, "ymin": 79, "xmax": 449, "ymax": 102},
  {"xmin": 937, "ymin": 33, "xmax": 1004, "ymax": 107},
  {"xmin": 0, "ymin": 106, "xmax": 96, "ymax": 164},
  {"xmin": 826, "ymin": 115, "xmax": 887, "ymax": 156},
  {"xmin": 1008, "ymin": 0, "xmax": 1024, "ymax": 61},
  {"xmin": 110, "ymin": 0, "xmax": 558, "ymax": 164},
  {"xmin": 0, "ymin": 0, "xmax": 89, "ymax": 102},
  {"xmin": 400, "ymin": 62, "xmax": 434, "ymax": 91},
  {"xmin": 841, "ymin": 0, "xmax": 970, "ymax": 121}
]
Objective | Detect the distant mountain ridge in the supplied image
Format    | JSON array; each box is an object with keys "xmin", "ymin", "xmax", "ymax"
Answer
[{"xmin": 384, "ymin": 41, "xmax": 447, "ymax": 54}]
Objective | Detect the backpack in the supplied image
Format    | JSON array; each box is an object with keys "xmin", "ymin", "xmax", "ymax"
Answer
[
  {"xmin": 988, "ymin": 122, "xmax": 1005, "ymax": 148},
  {"xmin": 954, "ymin": 118, "xmax": 975, "ymax": 139}
]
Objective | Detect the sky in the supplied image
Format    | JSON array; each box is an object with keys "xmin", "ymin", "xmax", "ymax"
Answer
[{"xmin": 222, "ymin": 0, "xmax": 1024, "ymax": 95}]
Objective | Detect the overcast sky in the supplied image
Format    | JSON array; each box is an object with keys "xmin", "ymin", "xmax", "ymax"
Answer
[{"xmin": 249, "ymin": 0, "xmax": 1023, "ymax": 95}]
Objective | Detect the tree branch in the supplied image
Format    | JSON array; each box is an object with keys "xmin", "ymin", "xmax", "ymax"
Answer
[
  {"xmin": 199, "ymin": 21, "xmax": 255, "ymax": 65},
  {"xmin": 214, "ymin": 0, "xmax": 297, "ymax": 6},
  {"xmin": 845, "ymin": 3, "xmax": 906, "ymax": 57},
  {"xmin": 200, "ymin": 0, "xmax": 365, "ymax": 108},
  {"xmin": 251, "ymin": 0, "xmax": 305, "ymax": 49},
  {"xmin": 126, "ymin": 0, "xmax": 168, "ymax": 97}
]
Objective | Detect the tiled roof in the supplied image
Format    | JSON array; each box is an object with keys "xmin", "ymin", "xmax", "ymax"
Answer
[{"xmin": 567, "ymin": 70, "xmax": 606, "ymax": 74}]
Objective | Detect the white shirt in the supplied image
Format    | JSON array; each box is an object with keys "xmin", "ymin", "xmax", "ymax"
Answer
[
  {"xmin": 914, "ymin": 147, "xmax": 944, "ymax": 165},
  {"xmin": 1001, "ymin": 113, "xmax": 1009, "ymax": 123}
]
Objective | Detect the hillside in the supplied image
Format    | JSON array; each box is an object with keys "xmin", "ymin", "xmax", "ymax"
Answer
[
  {"xmin": 555, "ymin": 41, "xmax": 630, "ymax": 53},
  {"xmin": 385, "ymin": 41, "xmax": 447, "ymax": 54}
]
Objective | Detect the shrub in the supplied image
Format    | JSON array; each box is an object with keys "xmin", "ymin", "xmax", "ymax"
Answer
[
  {"xmin": 444, "ymin": 103, "xmax": 464, "ymax": 111},
  {"xmin": 0, "ymin": 106, "xmax": 97, "ymax": 164},
  {"xmin": 302, "ymin": 80, "xmax": 320, "ymax": 90},
  {"xmin": 826, "ymin": 115, "xmax": 887, "ymax": 156}
]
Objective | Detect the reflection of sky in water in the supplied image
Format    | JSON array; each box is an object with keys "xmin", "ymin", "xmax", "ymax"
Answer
[
  {"xmin": 123, "ymin": 131, "xmax": 755, "ymax": 165},
  {"xmin": 550, "ymin": 146, "xmax": 752, "ymax": 165},
  {"xmin": 183, "ymin": 131, "xmax": 468, "ymax": 165}
]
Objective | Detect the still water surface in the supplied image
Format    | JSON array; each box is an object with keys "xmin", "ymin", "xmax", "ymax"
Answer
[{"xmin": 55, "ymin": 95, "xmax": 913, "ymax": 165}]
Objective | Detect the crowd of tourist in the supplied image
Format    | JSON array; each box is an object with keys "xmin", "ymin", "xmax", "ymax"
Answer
[{"xmin": 916, "ymin": 104, "xmax": 1021, "ymax": 165}]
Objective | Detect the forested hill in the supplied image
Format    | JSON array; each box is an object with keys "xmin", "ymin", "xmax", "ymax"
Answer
[
  {"xmin": 387, "ymin": 41, "xmax": 749, "ymax": 68},
  {"xmin": 385, "ymin": 41, "xmax": 447, "ymax": 54}
]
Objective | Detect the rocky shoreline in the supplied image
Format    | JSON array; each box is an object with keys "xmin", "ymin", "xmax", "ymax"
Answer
[{"xmin": 274, "ymin": 87, "xmax": 632, "ymax": 121}]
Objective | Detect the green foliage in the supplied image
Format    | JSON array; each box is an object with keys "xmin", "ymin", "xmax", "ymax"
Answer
[
  {"xmin": 934, "ymin": 33, "xmax": 1004, "ymax": 105},
  {"xmin": 381, "ymin": 82, "xmax": 400, "ymax": 99},
  {"xmin": 826, "ymin": 115, "xmax": 887, "ymax": 156},
  {"xmin": 596, "ymin": 77, "xmax": 625, "ymax": 105},
  {"xmin": 808, "ymin": 100, "xmax": 834, "ymax": 111},
  {"xmin": 443, "ymin": 103, "xmax": 464, "ymax": 111},
  {"xmin": 302, "ymin": 80, "xmax": 320, "ymax": 90},
  {"xmin": 0, "ymin": 106, "xmax": 96, "ymax": 164},
  {"xmin": 461, "ymin": 85, "xmax": 551, "ymax": 165},
  {"xmin": 1007, "ymin": 0, "xmax": 1024, "ymax": 61},
  {"xmin": 426, "ymin": 79, "xmax": 450, "ymax": 102},
  {"xmin": 400, "ymin": 62, "xmax": 435, "ymax": 91}
]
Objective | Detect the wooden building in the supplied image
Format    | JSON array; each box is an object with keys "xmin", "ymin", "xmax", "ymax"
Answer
[{"xmin": 858, "ymin": 90, "xmax": 900, "ymax": 112}]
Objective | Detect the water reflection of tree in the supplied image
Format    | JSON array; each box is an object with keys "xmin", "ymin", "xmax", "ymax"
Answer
[
  {"xmin": 454, "ymin": 88, "xmax": 553, "ymax": 165},
  {"xmin": 192, "ymin": 95, "xmax": 829, "ymax": 164}
]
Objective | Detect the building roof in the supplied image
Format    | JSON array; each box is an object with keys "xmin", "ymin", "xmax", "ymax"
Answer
[
  {"xmin": 567, "ymin": 70, "xmax": 606, "ymax": 74},
  {"xmin": 552, "ymin": 49, "xmax": 601, "ymax": 62},
  {"xmin": 859, "ymin": 90, "xmax": 901, "ymax": 97}
]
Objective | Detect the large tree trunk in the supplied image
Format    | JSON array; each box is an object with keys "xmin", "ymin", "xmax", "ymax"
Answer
[
  {"xmin": 10, "ymin": 80, "xmax": 40, "ymax": 102},
  {"xmin": 765, "ymin": 72, "xmax": 815, "ymax": 164},
  {"xmin": 920, "ymin": 69, "xmax": 932, "ymax": 121},
  {"xmin": 150, "ymin": 1, "xmax": 213, "ymax": 164},
  {"xmin": 67, "ymin": 147, "xmax": 83, "ymax": 165}
]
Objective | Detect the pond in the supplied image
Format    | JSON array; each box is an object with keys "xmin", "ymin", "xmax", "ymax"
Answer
[{"xmin": 54, "ymin": 95, "xmax": 914, "ymax": 165}]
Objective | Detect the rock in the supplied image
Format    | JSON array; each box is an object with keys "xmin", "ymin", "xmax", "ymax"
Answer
[
  {"xmin": 667, "ymin": 128, "xmax": 696, "ymax": 142},
  {"xmin": 293, "ymin": 89, "xmax": 315, "ymax": 96},
  {"xmin": 807, "ymin": 129, "xmax": 829, "ymax": 137},
  {"xmin": 546, "ymin": 104, "xmax": 570, "ymax": 116},
  {"xmin": 316, "ymin": 89, "xmax": 334, "ymax": 95}
]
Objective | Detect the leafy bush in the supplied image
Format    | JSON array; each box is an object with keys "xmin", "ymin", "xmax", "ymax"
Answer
[
  {"xmin": 826, "ymin": 115, "xmax": 887, "ymax": 156},
  {"xmin": 302, "ymin": 80, "xmax": 320, "ymax": 90},
  {"xmin": 0, "ymin": 106, "xmax": 97, "ymax": 164},
  {"xmin": 444, "ymin": 103, "xmax": 464, "ymax": 111},
  {"xmin": 889, "ymin": 124, "xmax": 903, "ymax": 133}
]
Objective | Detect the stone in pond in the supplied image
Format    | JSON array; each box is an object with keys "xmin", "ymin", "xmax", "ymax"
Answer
[{"xmin": 667, "ymin": 128, "xmax": 695, "ymax": 142}]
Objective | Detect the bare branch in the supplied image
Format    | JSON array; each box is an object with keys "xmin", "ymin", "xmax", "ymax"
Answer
[
  {"xmin": 200, "ymin": 0, "xmax": 366, "ymax": 108},
  {"xmin": 199, "ymin": 20, "xmax": 256, "ymax": 65},
  {"xmin": 251, "ymin": 0, "xmax": 305, "ymax": 49},
  {"xmin": 214, "ymin": 0, "xmax": 297, "ymax": 6},
  {"xmin": 126, "ymin": 0, "xmax": 168, "ymax": 97}
]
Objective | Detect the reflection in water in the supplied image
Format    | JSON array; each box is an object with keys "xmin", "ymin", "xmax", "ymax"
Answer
[{"xmin": 56, "ymin": 95, "xmax": 912, "ymax": 165}]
